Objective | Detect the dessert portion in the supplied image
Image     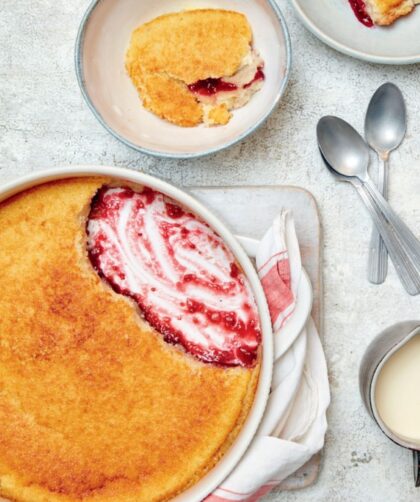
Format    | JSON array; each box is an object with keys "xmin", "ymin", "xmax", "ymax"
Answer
[
  {"xmin": 0, "ymin": 178, "xmax": 261, "ymax": 502},
  {"xmin": 349, "ymin": 0, "xmax": 420, "ymax": 26},
  {"xmin": 125, "ymin": 9, "xmax": 265, "ymax": 127},
  {"xmin": 87, "ymin": 186, "xmax": 261, "ymax": 367}
]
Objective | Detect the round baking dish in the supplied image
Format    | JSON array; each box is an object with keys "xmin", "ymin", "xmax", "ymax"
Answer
[
  {"xmin": 75, "ymin": 0, "xmax": 291, "ymax": 159},
  {"xmin": 0, "ymin": 165, "xmax": 273, "ymax": 502}
]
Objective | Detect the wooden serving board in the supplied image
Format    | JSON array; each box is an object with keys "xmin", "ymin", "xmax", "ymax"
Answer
[{"xmin": 189, "ymin": 185, "xmax": 323, "ymax": 492}]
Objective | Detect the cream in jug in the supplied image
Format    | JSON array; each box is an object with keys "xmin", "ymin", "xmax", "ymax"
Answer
[{"xmin": 374, "ymin": 334, "xmax": 420, "ymax": 446}]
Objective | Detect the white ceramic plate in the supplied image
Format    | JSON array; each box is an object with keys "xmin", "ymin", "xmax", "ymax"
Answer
[
  {"xmin": 0, "ymin": 166, "xmax": 273, "ymax": 502},
  {"xmin": 236, "ymin": 235, "xmax": 312, "ymax": 359},
  {"xmin": 291, "ymin": 0, "xmax": 420, "ymax": 64},
  {"xmin": 75, "ymin": 0, "xmax": 291, "ymax": 158}
]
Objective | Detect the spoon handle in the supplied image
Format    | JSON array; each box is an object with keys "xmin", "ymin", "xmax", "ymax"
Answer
[
  {"xmin": 354, "ymin": 183, "xmax": 420, "ymax": 295},
  {"xmin": 363, "ymin": 177, "xmax": 420, "ymax": 269},
  {"xmin": 368, "ymin": 157, "xmax": 389, "ymax": 285}
]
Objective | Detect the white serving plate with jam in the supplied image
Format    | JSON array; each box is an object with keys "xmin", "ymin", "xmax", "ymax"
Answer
[
  {"xmin": 291, "ymin": 0, "xmax": 420, "ymax": 64},
  {"xmin": 0, "ymin": 166, "xmax": 273, "ymax": 502},
  {"xmin": 75, "ymin": 0, "xmax": 291, "ymax": 158}
]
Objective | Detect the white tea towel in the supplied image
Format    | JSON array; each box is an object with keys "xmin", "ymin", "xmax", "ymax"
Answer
[{"xmin": 205, "ymin": 211, "xmax": 330, "ymax": 502}]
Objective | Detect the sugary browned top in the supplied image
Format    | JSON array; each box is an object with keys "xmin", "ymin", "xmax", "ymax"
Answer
[
  {"xmin": 125, "ymin": 9, "xmax": 252, "ymax": 85},
  {"xmin": 125, "ymin": 9, "xmax": 253, "ymax": 127},
  {"xmin": 136, "ymin": 72, "xmax": 203, "ymax": 127},
  {"xmin": 0, "ymin": 178, "xmax": 259, "ymax": 502},
  {"xmin": 374, "ymin": 0, "xmax": 412, "ymax": 10},
  {"xmin": 366, "ymin": 0, "xmax": 415, "ymax": 24}
]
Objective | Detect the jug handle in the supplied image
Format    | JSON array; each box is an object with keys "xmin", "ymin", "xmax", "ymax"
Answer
[{"xmin": 413, "ymin": 450, "xmax": 420, "ymax": 487}]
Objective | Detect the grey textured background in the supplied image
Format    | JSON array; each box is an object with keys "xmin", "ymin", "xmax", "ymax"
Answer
[{"xmin": 1, "ymin": 1, "xmax": 420, "ymax": 501}]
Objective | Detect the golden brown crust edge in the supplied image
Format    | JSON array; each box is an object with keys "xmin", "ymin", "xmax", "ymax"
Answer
[
  {"xmin": 365, "ymin": 0, "xmax": 415, "ymax": 25},
  {"xmin": 125, "ymin": 10, "xmax": 252, "ymax": 84},
  {"xmin": 0, "ymin": 177, "xmax": 261, "ymax": 502},
  {"xmin": 125, "ymin": 9, "xmax": 253, "ymax": 127},
  {"xmin": 137, "ymin": 72, "xmax": 203, "ymax": 127}
]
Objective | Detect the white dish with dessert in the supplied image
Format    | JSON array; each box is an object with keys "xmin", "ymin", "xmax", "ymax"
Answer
[
  {"xmin": 291, "ymin": 0, "xmax": 420, "ymax": 64},
  {"xmin": 0, "ymin": 165, "xmax": 274, "ymax": 502},
  {"xmin": 75, "ymin": 0, "xmax": 291, "ymax": 158}
]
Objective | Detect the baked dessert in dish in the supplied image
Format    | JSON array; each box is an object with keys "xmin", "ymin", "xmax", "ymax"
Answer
[
  {"xmin": 125, "ymin": 9, "xmax": 265, "ymax": 127},
  {"xmin": 349, "ymin": 0, "xmax": 420, "ymax": 26},
  {"xmin": 0, "ymin": 178, "xmax": 261, "ymax": 502}
]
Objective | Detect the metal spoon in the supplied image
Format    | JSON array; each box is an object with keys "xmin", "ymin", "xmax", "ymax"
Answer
[
  {"xmin": 365, "ymin": 83, "xmax": 407, "ymax": 285},
  {"xmin": 317, "ymin": 116, "xmax": 420, "ymax": 295}
]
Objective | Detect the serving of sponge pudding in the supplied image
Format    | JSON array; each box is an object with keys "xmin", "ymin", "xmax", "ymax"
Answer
[
  {"xmin": 125, "ymin": 9, "xmax": 265, "ymax": 127},
  {"xmin": 0, "ymin": 178, "xmax": 262, "ymax": 502},
  {"xmin": 349, "ymin": 0, "xmax": 420, "ymax": 26}
]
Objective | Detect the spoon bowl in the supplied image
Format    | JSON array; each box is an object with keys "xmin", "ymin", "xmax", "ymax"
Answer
[
  {"xmin": 365, "ymin": 83, "xmax": 406, "ymax": 158},
  {"xmin": 317, "ymin": 116, "xmax": 370, "ymax": 180},
  {"xmin": 319, "ymin": 149, "xmax": 356, "ymax": 184}
]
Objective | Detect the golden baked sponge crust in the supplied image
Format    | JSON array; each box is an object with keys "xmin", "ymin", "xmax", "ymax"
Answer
[
  {"xmin": 138, "ymin": 72, "xmax": 203, "ymax": 128},
  {"xmin": 365, "ymin": 0, "xmax": 417, "ymax": 24},
  {"xmin": 126, "ymin": 9, "xmax": 252, "ymax": 85},
  {"xmin": 0, "ymin": 178, "xmax": 259, "ymax": 502},
  {"xmin": 125, "ymin": 9, "xmax": 253, "ymax": 127}
]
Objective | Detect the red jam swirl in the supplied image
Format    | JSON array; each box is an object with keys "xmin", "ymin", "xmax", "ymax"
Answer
[
  {"xmin": 244, "ymin": 67, "xmax": 265, "ymax": 89},
  {"xmin": 188, "ymin": 78, "xmax": 238, "ymax": 96},
  {"xmin": 348, "ymin": 0, "xmax": 373, "ymax": 27},
  {"xmin": 188, "ymin": 67, "xmax": 265, "ymax": 96},
  {"xmin": 87, "ymin": 187, "xmax": 261, "ymax": 367}
]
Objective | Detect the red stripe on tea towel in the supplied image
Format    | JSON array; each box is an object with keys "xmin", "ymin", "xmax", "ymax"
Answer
[{"xmin": 260, "ymin": 259, "xmax": 293, "ymax": 323}]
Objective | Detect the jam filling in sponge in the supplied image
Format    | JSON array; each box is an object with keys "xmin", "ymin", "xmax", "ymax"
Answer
[
  {"xmin": 125, "ymin": 9, "xmax": 265, "ymax": 127},
  {"xmin": 87, "ymin": 186, "xmax": 261, "ymax": 367},
  {"xmin": 349, "ymin": 0, "xmax": 420, "ymax": 26}
]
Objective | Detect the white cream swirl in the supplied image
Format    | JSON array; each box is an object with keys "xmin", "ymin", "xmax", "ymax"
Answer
[{"xmin": 87, "ymin": 187, "xmax": 261, "ymax": 367}]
